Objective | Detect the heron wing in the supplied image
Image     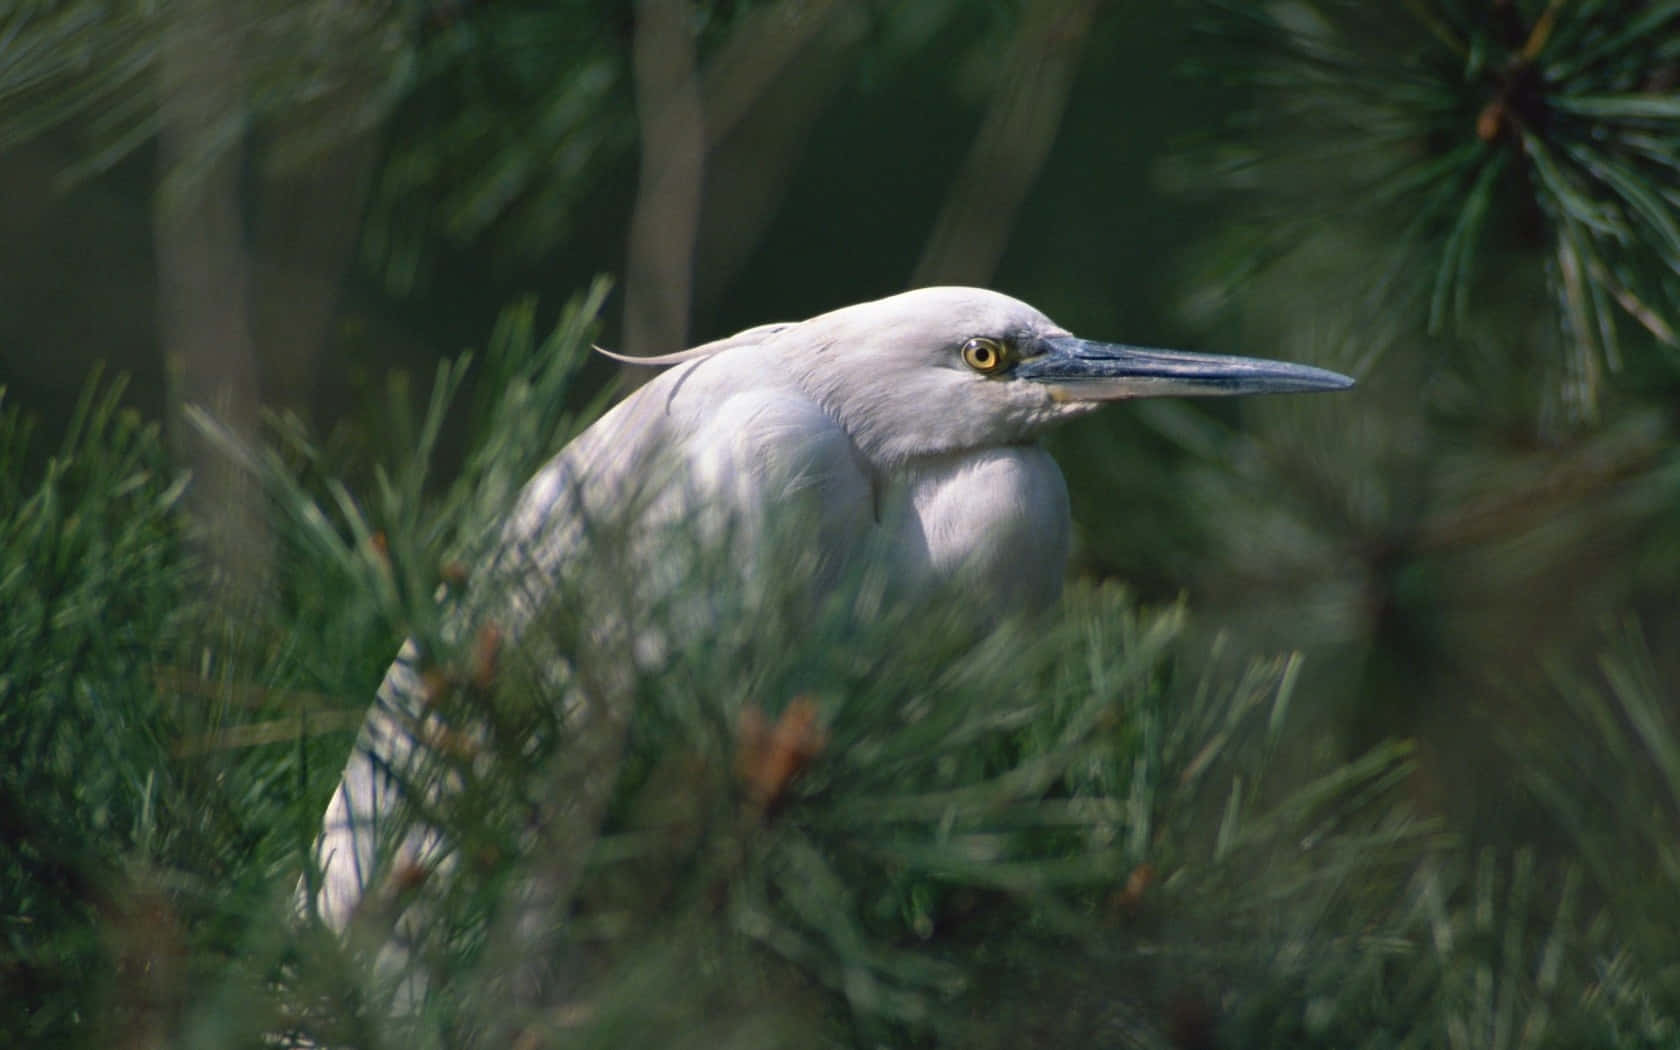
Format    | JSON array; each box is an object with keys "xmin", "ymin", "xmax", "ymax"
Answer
[{"xmin": 309, "ymin": 353, "xmax": 873, "ymax": 932}]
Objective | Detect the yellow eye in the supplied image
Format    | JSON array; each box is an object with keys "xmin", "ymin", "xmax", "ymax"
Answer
[{"xmin": 961, "ymin": 337, "xmax": 1009, "ymax": 375}]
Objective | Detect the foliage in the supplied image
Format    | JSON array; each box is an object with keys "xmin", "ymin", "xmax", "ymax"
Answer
[
  {"xmin": 9, "ymin": 277, "xmax": 1680, "ymax": 1046},
  {"xmin": 1514, "ymin": 623, "xmax": 1680, "ymax": 1036},
  {"xmin": 0, "ymin": 0, "xmax": 411, "ymax": 188},
  {"xmin": 0, "ymin": 375, "xmax": 203, "ymax": 1044},
  {"xmin": 7, "ymin": 0, "xmax": 1680, "ymax": 1046},
  {"xmin": 1191, "ymin": 0, "xmax": 1680, "ymax": 418},
  {"xmin": 0, "ymin": 291, "xmax": 1425, "ymax": 1048},
  {"xmin": 239, "ymin": 285, "xmax": 1441, "ymax": 1047},
  {"xmin": 360, "ymin": 0, "xmax": 637, "ymax": 292}
]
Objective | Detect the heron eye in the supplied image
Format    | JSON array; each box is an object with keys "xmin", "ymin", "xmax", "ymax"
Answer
[{"xmin": 961, "ymin": 337, "xmax": 1009, "ymax": 375}]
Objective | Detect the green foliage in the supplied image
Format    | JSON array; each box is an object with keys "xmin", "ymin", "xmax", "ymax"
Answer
[
  {"xmin": 0, "ymin": 284, "xmax": 612, "ymax": 1048},
  {"xmin": 357, "ymin": 0, "xmax": 1010, "ymax": 292},
  {"xmin": 236, "ymin": 284, "xmax": 1438, "ymax": 1046},
  {"xmin": 0, "ymin": 0, "xmax": 412, "ymax": 188},
  {"xmin": 360, "ymin": 0, "xmax": 636, "ymax": 291},
  {"xmin": 271, "ymin": 570, "xmax": 1434, "ymax": 1046},
  {"xmin": 1510, "ymin": 623, "xmax": 1680, "ymax": 1038},
  {"xmin": 0, "ymin": 287, "xmax": 1427, "ymax": 1048},
  {"xmin": 9, "ymin": 1, "xmax": 1680, "ymax": 1045},
  {"xmin": 12, "ymin": 271, "xmax": 1680, "ymax": 1046},
  {"xmin": 1193, "ymin": 0, "xmax": 1680, "ymax": 416},
  {"xmin": 0, "ymin": 375, "xmax": 201, "ymax": 1043}
]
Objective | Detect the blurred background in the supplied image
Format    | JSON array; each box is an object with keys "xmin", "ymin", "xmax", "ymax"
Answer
[{"xmin": 5, "ymin": 1, "xmax": 1680, "ymax": 1046}]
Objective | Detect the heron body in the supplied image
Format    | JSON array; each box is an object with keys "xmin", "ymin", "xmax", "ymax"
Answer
[{"xmin": 310, "ymin": 286, "xmax": 1352, "ymax": 935}]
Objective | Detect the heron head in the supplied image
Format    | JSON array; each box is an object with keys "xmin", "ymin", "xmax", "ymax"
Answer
[{"xmin": 779, "ymin": 287, "xmax": 1353, "ymax": 468}]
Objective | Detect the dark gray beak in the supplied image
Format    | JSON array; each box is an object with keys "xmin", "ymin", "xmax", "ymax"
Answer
[{"xmin": 1016, "ymin": 336, "xmax": 1354, "ymax": 401}]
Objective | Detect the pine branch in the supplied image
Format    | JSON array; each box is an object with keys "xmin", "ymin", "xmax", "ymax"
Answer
[{"xmin": 1193, "ymin": 0, "xmax": 1680, "ymax": 416}]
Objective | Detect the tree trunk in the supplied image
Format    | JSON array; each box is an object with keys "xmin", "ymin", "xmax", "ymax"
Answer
[{"xmin": 154, "ymin": 0, "xmax": 272, "ymax": 615}]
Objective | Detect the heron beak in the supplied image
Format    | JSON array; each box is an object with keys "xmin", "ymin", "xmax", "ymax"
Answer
[{"xmin": 1016, "ymin": 336, "xmax": 1355, "ymax": 402}]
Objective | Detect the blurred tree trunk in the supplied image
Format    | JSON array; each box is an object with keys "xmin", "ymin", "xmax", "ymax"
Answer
[
  {"xmin": 623, "ymin": 0, "xmax": 706, "ymax": 361},
  {"xmin": 628, "ymin": 0, "xmax": 866, "ymax": 355},
  {"xmin": 252, "ymin": 132, "xmax": 378, "ymax": 418},
  {"xmin": 692, "ymin": 1, "xmax": 861, "ymax": 314},
  {"xmin": 913, "ymin": 0, "xmax": 1097, "ymax": 288},
  {"xmin": 248, "ymin": 1, "xmax": 388, "ymax": 420},
  {"xmin": 154, "ymin": 0, "xmax": 272, "ymax": 613}
]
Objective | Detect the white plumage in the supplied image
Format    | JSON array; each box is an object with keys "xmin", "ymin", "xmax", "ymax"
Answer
[{"xmin": 308, "ymin": 285, "xmax": 1352, "ymax": 942}]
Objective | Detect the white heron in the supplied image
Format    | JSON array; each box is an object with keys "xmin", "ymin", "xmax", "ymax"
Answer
[{"xmin": 308, "ymin": 285, "xmax": 1352, "ymax": 946}]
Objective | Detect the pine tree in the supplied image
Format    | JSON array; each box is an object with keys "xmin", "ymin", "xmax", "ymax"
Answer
[{"xmin": 4, "ymin": 2, "xmax": 1680, "ymax": 1047}]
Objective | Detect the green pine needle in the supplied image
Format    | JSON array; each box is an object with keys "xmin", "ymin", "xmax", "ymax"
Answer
[{"xmin": 1196, "ymin": 0, "xmax": 1680, "ymax": 415}]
